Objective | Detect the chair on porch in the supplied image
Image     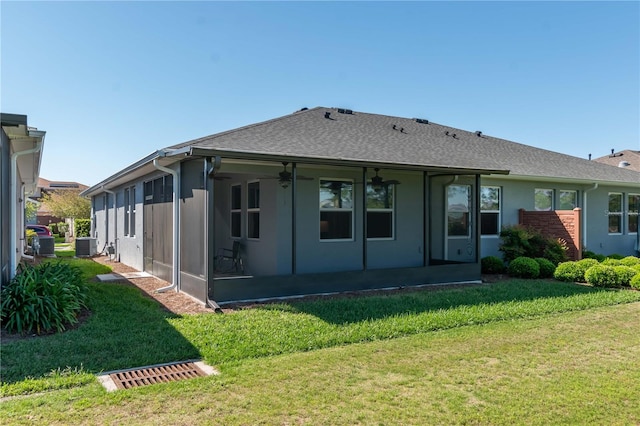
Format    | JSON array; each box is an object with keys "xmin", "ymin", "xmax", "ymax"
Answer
[{"xmin": 215, "ymin": 240, "xmax": 244, "ymax": 274}]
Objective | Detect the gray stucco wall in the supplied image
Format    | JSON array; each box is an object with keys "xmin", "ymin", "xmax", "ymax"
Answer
[{"xmin": 480, "ymin": 177, "xmax": 639, "ymax": 259}]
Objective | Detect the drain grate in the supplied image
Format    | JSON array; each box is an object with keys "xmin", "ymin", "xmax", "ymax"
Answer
[{"xmin": 98, "ymin": 361, "xmax": 217, "ymax": 391}]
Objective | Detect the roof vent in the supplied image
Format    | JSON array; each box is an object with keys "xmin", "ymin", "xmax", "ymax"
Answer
[
  {"xmin": 475, "ymin": 131, "xmax": 482, "ymax": 137},
  {"xmin": 324, "ymin": 112, "xmax": 331, "ymax": 119},
  {"xmin": 452, "ymin": 133, "xmax": 457, "ymax": 139},
  {"xmin": 415, "ymin": 118, "xmax": 429, "ymax": 124},
  {"xmin": 619, "ymin": 161, "xmax": 631, "ymax": 168},
  {"xmin": 299, "ymin": 107, "xmax": 308, "ymax": 112},
  {"xmin": 400, "ymin": 127, "xmax": 405, "ymax": 133},
  {"xmin": 337, "ymin": 108, "xmax": 353, "ymax": 114},
  {"xmin": 445, "ymin": 131, "xmax": 449, "ymax": 136},
  {"xmin": 393, "ymin": 124, "xmax": 397, "ymax": 130}
]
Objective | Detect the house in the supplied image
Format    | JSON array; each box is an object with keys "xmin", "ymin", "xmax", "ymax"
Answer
[
  {"xmin": 593, "ymin": 149, "xmax": 640, "ymax": 172},
  {"xmin": 82, "ymin": 107, "xmax": 639, "ymax": 305},
  {"xmin": 29, "ymin": 178, "xmax": 89, "ymax": 237},
  {"xmin": 1, "ymin": 113, "xmax": 46, "ymax": 286}
]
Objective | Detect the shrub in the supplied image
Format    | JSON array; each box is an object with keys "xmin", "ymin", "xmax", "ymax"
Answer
[
  {"xmin": 0, "ymin": 262, "xmax": 88, "ymax": 335},
  {"xmin": 584, "ymin": 264, "xmax": 620, "ymax": 288},
  {"xmin": 613, "ymin": 266, "xmax": 637, "ymax": 287},
  {"xmin": 583, "ymin": 250, "xmax": 606, "ymax": 262},
  {"xmin": 620, "ymin": 256, "xmax": 640, "ymax": 267},
  {"xmin": 631, "ymin": 274, "xmax": 640, "ymax": 290},
  {"xmin": 481, "ymin": 256, "xmax": 505, "ymax": 274},
  {"xmin": 508, "ymin": 257, "xmax": 540, "ymax": 279},
  {"xmin": 499, "ymin": 225, "xmax": 568, "ymax": 265},
  {"xmin": 535, "ymin": 258, "xmax": 556, "ymax": 278},
  {"xmin": 607, "ymin": 254, "xmax": 624, "ymax": 260},
  {"xmin": 553, "ymin": 258, "xmax": 599, "ymax": 283},
  {"xmin": 74, "ymin": 219, "xmax": 91, "ymax": 238},
  {"xmin": 602, "ymin": 258, "xmax": 622, "ymax": 266}
]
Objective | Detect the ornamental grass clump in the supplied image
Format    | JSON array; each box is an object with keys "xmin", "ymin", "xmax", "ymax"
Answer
[
  {"xmin": 507, "ymin": 257, "xmax": 540, "ymax": 279},
  {"xmin": 0, "ymin": 261, "xmax": 88, "ymax": 335}
]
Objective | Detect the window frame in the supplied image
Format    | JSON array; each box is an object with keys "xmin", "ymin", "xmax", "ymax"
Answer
[
  {"xmin": 230, "ymin": 183, "xmax": 242, "ymax": 239},
  {"xmin": 608, "ymin": 192, "xmax": 623, "ymax": 235},
  {"xmin": 627, "ymin": 193, "xmax": 639, "ymax": 235},
  {"xmin": 247, "ymin": 180, "xmax": 260, "ymax": 240},
  {"xmin": 447, "ymin": 184, "xmax": 471, "ymax": 239},
  {"xmin": 319, "ymin": 178, "xmax": 354, "ymax": 241},
  {"xmin": 366, "ymin": 183, "xmax": 395, "ymax": 240},
  {"xmin": 124, "ymin": 186, "xmax": 136, "ymax": 237},
  {"xmin": 558, "ymin": 189, "xmax": 578, "ymax": 210},
  {"xmin": 480, "ymin": 186, "xmax": 501, "ymax": 237},
  {"xmin": 534, "ymin": 188, "xmax": 554, "ymax": 211}
]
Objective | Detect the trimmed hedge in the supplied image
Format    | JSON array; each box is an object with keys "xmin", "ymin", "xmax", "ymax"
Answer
[
  {"xmin": 554, "ymin": 258, "xmax": 599, "ymax": 283},
  {"xmin": 585, "ymin": 264, "xmax": 621, "ymax": 288},
  {"xmin": 481, "ymin": 256, "xmax": 505, "ymax": 274},
  {"xmin": 508, "ymin": 257, "xmax": 540, "ymax": 279},
  {"xmin": 535, "ymin": 257, "xmax": 556, "ymax": 278},
  {"xmin": 631, "ymin": 274, "xmax": 640, "ymax": 290},
  {"xmin": 74, "ymin": 219, "xmax": 91, "ymax": 238}
]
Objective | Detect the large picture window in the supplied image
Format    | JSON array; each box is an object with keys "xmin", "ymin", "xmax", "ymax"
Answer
[
  {"xmin": 231, "ymin": 184, "xmax": 242, "ymax": 238},
  {"xmin": 559, "ymin": 190, "xmax": 577, "ymax": 210},
  {"xmin": 247, "ymin": 181, "xmax": 260, "ymax": 239},
  {"xmin": 480, "ymin": 186, "xmax": 500, "ymax": 236},
  {"xmin": 628, "ymin": 193, "xmax": 639, "ymax": 234},
  {"xmin": 608, "ymin": 193, "xmax": 622, "ymax": 234},
  {"xmin": 535, "ymin": 188, "xmax": 553, "ymax": 211},
  {"xmin": 447, "ymin": 184, "xmax": 471, "ymax": 237},
  {"xmin": 320, "ymin": 179, "xmax": 353, "ymax": 240},
  {"xmin": 367, "ymin": 184, "xmax": 394, "ymax": 239}
]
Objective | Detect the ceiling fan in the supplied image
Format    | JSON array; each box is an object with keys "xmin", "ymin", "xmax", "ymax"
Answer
[
  {"xmin": 265, "ymin": 162, "xmax": 313, "ymax": 188},
  {"xmin": 369, "ymin": 168, "xmax": 400, "ymax": 191}
]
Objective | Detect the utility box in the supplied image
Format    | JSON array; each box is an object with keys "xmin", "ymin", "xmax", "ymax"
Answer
[
  {"xmin": 76, "ymin": 237, "xmax": 97, "ymax": 257},
  {"xmin": 38, "ymin": 236, "xmax": 55, "ymax": 257}
]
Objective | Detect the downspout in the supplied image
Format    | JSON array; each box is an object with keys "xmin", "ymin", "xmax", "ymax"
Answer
[
  {"xmin": 582, "ymin": 183, "xmax": 598, "ymax": 252},
  {"xmin": 153, "ymin": 156, "xmax": 180, "ymax": 293},
  {"xmin": 103, "ymin": 187, "xmax": 117, "ymax": 260},
  {"xmin": 19, "ymin": 184, "xmax": 34, "ymax": 261},
  {"xmin": 10, "ymin": 140, "xmax": 42, "ymax": 279}
]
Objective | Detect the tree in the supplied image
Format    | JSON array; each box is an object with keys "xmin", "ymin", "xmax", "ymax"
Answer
[
  {"xmin": 25, "ymin": 199, "xmax": 38, "ymax": 223},
  {"xmin": 40, "ymin": 189, "xmax": 91, "ymax": 220}
]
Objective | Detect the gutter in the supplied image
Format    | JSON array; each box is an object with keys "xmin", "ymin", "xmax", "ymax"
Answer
[
  {"xmin": 153, "ymin": 152, "xmax": 181, "ymax": 293},
  {"xmin": 582, "ymin": 183, "xmax": 598, "ymax": 252},
  {"xmin": 10, "ymin": 139, "xmax": 43, "ymax": 279}
]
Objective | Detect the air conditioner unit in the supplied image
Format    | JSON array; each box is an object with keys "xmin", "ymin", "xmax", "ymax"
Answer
[
  {"xmin": 38, "ymin": 236, "xmax": 55, "ymax": 257},
  {"xmin": 76, "ymin": 237, "xmax": 97, "ymax": 257}
]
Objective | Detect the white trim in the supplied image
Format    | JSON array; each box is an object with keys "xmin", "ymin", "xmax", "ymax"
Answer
[
  {"xmin": 246, "ymin": 180, "xmax": 260, "ymax": 240},
  {"xmin": 230, "ymin": 183, "xmax": 242, "ymax": 239}
]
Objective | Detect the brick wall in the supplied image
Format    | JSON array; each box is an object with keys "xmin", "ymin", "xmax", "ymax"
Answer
[{"xmin": 518, "ymin": 208, "xmax": 582, "ymax": 261}]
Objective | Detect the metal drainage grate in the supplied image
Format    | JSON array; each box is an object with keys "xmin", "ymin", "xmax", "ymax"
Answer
[{"xmin": 99, "ymin": 361, "xmax": 216, "ymax": 391}]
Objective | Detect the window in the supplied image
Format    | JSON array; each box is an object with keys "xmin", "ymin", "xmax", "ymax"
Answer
[
  {"xmin": 231, "ymin": 184, "xmax": 242, "ymax": 238},
  {"xmin": 480, "ymin": 186, "xmax": 500, "ymax": 236},
  {"xmin": 534, "ymin": 188, "xmax": 553, "ymax": 211},
  {"xmin": 247, "ymin": 181, "xmax": 260, "ymax": 239},
  {"xmin": 124, "ymin": 186, "xmax": 136, "ymax": 237},
  {"xmin": 628, "ymin": 193, "xmax": 639, "ymax": 234},
  {"xmin": 367, "ymin": 183, "xmax": 394, "ymax": 239},
  {"xmin": 559, "ymin": 190, "xmax": 577, "ymax": 210},
  {"xmin": 447, "ymin": 184, "xmax": 471, "ymax": 237},
  {"xmin": 608, "ymin": 193, "xmax": 623, "ymax": 234},
  {"xmin": 320, "ymin": 179, "xmax": 353, "ymax": 240}
]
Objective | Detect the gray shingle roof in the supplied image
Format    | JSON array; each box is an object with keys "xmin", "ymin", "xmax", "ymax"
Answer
[
  {"xmin": 170, "ymin": 107, "xmax": 639, "ymax": 185},
  {"xmin": 593, "ymin": 150, "xmax": 640, "ymax": 172}
]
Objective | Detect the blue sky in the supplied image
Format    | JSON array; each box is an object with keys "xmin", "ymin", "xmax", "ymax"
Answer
[{"xmin": 2, "ymin": 1, "xmax": 638, "ymax": 186}]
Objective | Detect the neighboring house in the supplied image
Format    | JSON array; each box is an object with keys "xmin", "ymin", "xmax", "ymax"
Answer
[
  {"xmin": 593, "ymin": 149, "xmax": 640, "ymax": 172},
  {"xmin": 82, "ymin": 107, "xmax": 639, "ymax": 305},
  {"xmin": 29, "ymin": 178, "xmax": 89, "ymax": 226},
  {"xmin": 1, "ymin": 113, "xmax": 46, "ymax": 286}
]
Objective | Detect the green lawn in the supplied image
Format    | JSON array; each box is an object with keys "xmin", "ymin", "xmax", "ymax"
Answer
[{"xmin": 2, "ymin": 258, "xmax": 640, "ymax": 424}]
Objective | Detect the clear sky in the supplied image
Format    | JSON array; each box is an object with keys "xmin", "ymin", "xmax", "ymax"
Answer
[{"xmin": 2, "ymin": 1, "xmax": 639, "ymax": 187}]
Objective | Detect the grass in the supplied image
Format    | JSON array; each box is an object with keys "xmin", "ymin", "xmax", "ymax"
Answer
[{"xmin": 2, "ymin": 258, "xmax": 640, "ymax": 424}]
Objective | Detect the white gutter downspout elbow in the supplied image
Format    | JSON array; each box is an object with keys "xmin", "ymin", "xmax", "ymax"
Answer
[
  {"xmin": 10, "ymin": 141, "xmax": 42, "ymax": 279},
  {"xmin": 583, "ymin": 183, "xmax": 598, "ymax": 252},
  {"xmin": 153, "ymin": 157, "xmax": 180, "ymax": 293},
  {"xmin": 102, "ymin": 187, "xmax": 117, "ymax": 259}
]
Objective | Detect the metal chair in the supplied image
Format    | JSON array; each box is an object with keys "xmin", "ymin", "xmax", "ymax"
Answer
[{"xmin": 215, "ymin": 240, "xmax": 244, "ymax": 274}]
